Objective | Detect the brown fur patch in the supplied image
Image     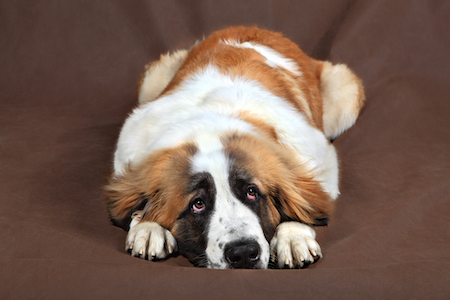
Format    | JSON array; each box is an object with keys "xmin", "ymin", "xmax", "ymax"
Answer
[
  {"xmin": 105, "ymin": 143, "xmax": 197, "ymax": 229},
  {"xmin": 223, "ymin": 132, "xmax": 332, "ymax": 226}
]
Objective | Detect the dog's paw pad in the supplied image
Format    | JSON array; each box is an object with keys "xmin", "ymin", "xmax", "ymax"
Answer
[
  {"xmin": 270, "ymin": 222, "xmax": 322, "ymax": 269},
  {"xmin": 125, "ymin": 221, "xmax": 177, "ymax": 260}
]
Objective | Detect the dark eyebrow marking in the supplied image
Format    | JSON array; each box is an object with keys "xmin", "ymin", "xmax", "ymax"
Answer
[{"xmin": 187, "ymin": 172, "xmax": 216, "ymax": 195}]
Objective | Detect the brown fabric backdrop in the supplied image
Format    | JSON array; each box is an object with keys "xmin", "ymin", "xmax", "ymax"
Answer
[{"xmin": 1, "ymin": 1, "xmax": 449, "ymax": 299}]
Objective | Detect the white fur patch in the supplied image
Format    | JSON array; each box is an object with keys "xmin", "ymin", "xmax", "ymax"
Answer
[
  {"xmin": 316, "ymin": 143, "xmax": 340, "ymax": 200},
  {"xmin": 270, "ymin": 221, "xmax": 321, "ymax": 268},
  {"xmin": 126, "ymin": 219, "xmax": 177, "ymax": 260},
  {"xmin": 190, "ymin": 146, "xmax": 270, "ymax": 269},
  {"xmin": 221, "ymin": 40, "xmax": 302, "ymax": 76}
]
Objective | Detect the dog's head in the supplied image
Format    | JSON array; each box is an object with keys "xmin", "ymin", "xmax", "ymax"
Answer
[{"xmin": 107, "ymin": 132, "xmax": 331, "ymax": 269}]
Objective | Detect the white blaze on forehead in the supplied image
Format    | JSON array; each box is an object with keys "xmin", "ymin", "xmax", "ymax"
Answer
[{"xmin": 190, "ymin": 143, "xmax": 270, "ymax": 269}]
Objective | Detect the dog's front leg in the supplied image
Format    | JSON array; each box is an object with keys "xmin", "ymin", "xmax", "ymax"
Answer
[
  {"xmin": 125, "ymin": 211, "xmax": 177, "ymax": 260},
  {"xmin": 270, "ymin": 221, "xmax": 322, "ymax": 269}
]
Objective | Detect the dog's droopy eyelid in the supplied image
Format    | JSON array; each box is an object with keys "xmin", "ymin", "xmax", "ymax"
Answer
[
  {"xmin": 245, "ymin": 185, "xmax": 259, "ymax": 201},
  {"xmin": 192, "ymin": 198, "xmax": 206, "ymax": 214}
]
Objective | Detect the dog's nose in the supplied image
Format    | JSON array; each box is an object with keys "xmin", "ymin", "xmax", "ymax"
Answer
[{"xmin": 224, "ymin": 240, "xmax": 260, "ymax": 269}]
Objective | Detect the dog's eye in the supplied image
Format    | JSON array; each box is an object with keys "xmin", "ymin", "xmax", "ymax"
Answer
[
  {"xmin": 192, "ymin": 199, "xmax": 206, "ymax": 214},
  {"xmin": 246, "ymin": 186, "xmax": 258, "ymax": 201}
]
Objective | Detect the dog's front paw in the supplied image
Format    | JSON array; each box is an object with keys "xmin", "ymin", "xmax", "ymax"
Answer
[
  {"xmin": 126, "ymin": 221, "xmax": 177, "ymax": 260},
  {"xmin": 270, "ymin": 222, "xmax": 322, "ymax": 269}
]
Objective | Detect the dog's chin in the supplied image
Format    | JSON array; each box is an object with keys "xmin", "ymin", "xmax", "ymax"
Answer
[
  {"xmin": 208, "ymin": 260, "xmax": 269, "ymax": 270},
  {"xmin": 204, "ymin": 251, "xmax": 270, "ymax": 269},
  {"xmin": 183, "ymin": 249, "xmax": 270, "ymax": 269}
]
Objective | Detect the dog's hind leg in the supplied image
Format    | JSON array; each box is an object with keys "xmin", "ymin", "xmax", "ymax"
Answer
[
  {"xmin": 317, "ymin": 61, "xmax": 365, "ymax": 140},
  {"xmin": 138, "ymin": 49, "xmax": 189, "ymax": 104}
]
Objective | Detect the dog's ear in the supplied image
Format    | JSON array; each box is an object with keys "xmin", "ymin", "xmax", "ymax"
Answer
[
  {"xmin": 272, "ymin": 173, "xmax": 332, "ymax": 226},
  {"xmin": 105, "ymin": 144, "xmax": 198, "ymax": 230},
  {"xmin": 104, "ymin": 157, "xmax": 172, "ymax": 231},
  {"xmin": 104, "ymin": 169, "xmax": 149, "ymax": 231}
]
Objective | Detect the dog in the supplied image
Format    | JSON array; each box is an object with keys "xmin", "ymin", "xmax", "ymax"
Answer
[{"xmin": 105, "ymin": 26, "xmax": 364, "ymax": 269}]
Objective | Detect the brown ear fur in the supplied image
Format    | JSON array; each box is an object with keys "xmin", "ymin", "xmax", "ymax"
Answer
[
  {"xmin": 104, "ymin": 143, "xmax": 197, "ymax": 230},
  {"xmin": 224, "ymin": 133, "xmax": 332, "ymax": 227},
  {"xmin": 271, "ymin": 170, "xmax": 332, "ymax": 226},
  {"xmin": 104, "ymin": 169, "xmax": 148, "ymax": 230}
]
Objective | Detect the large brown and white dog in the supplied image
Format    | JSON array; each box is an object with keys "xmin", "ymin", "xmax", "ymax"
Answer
[{"xmin": 105, "ymin": 26, "xmax": 364, "ymax": 269}]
